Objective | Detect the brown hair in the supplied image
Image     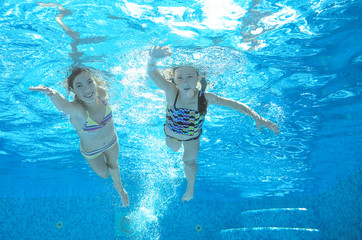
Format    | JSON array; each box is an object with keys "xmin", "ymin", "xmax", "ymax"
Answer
[
  {"xmin": 198, "ymin": 75, "xmax": 208, "ymax": 116},
  {"xmin": 64, "ymin": 67, "xmax": 106, "ymax": 100},
  {"xmin": 66, "ymin": 68, "xmax": 89, "ymax": 90}
]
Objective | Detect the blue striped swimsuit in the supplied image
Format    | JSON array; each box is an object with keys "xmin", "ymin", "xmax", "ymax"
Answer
[{"xmin": 165, "ymin": 91, "xmax": 205, "ymax": 139}]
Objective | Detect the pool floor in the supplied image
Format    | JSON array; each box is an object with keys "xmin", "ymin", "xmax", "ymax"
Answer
[{"xmin": 1, "ymin": 171, "xmax": 360, "ymax": 239}]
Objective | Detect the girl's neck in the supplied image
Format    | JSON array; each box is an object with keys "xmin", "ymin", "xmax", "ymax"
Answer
[{"xmin": 79, "ymin": 96, "xmax": 101, "ymax": 110}]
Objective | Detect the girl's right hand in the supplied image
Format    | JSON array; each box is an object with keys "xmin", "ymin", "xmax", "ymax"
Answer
[
  {"xmin": 29, "ymin": 85, "xmax": 56, "ymax": 96},
  {"xmin": 255, "ymin": 117, "xmax": 280, "ymax": 135},
  {"xmin": 150, "ymin": 46, "xmax": 172, "ymax": 59}
]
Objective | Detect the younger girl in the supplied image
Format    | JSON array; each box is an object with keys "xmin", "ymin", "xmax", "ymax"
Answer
[
  {"xmin": 147, "ymin": 46, "xmax": 279, "ymax": 202},
  {"xmin": 29, "ymin": 68, "xmax": 129, "ymax": 207}
]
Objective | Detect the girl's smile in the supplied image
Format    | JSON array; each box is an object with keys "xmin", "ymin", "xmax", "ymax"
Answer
[{"xmin": 73, "ymin": 71, "xmax": 97, "ymax": 102}]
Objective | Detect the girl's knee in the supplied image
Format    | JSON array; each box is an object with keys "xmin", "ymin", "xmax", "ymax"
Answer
[
  {"xmin": 106, "ymin": 161, "xmax": 119, "ymax": 170},
  {"xmin": 86, "ymin": 157, "xmax": 110, "ymax": 179},
  {"xmin": 183, "ymin": 157, "xmax": 197, "ymax": 166},
  {"xmin": 183, "ymin": 150, "xmax": 199, "ymax": 165}
]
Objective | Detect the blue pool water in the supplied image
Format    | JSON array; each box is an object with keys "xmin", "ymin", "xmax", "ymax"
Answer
[{"xmin": 0, "ymin": 0, "xmax": 361, "ymax": 239}]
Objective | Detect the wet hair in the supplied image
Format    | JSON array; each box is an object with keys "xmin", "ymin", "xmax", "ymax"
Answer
[
  {"xmin": 64, "ymin": 67, "xmax": 106, "ymax": 100},
  {"xmin": 63, "ymin": 67, "xmax": 89, "ymax": 101},
  {"xmin": 67, "ymin": 68, "xmax": 88, "ymax": 90},
  {"xmin": 172, "ymin": 66, "xmax": 208, "ymax": 116},
  {"xmin": 198, "ymin": 75, "xmax": 208, "ymax": 116}
]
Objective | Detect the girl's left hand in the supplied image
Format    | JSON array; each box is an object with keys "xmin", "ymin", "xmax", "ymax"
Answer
[{"xmin": 255, "ymin": 117, "xmax": 280, "ymax": 134}]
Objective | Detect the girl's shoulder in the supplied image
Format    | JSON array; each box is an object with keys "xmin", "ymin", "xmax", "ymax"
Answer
[
  {"xmin": 67, "ymin": 100, "xmax": 88, "ymax": 126},
  {"xmin": 68, "ymin": 100, "xmax": 86, "ymax": 116},
  {"xmin": 97, "ymin": 87, "xmax": 107, "ymax": 96},
  {"xmin": 165, "ymin": 83, "xmax": 178, "ymax": 94},
  {"xmin": 165, "ymin": 84, "xmax": 178, "ymax": 104},
  {"xmin": 97, "ymin": 87, "xmax": 109, "ymax": 102}
]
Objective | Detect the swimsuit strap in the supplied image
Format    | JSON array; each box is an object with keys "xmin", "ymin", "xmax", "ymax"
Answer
[
  {"xmin": 174, "ymin": 90, "xmax": 179, "ymax": 107},
  {"xmin": 174, "ymin": 89, "xmax": 203, "ymax": 109},
  {"xmin": 98, "ymin": 96, "xmax": 108, "ymax": 106},
  {"xmin": 78, "ymin": 96, "xmax": 109, "ymax": 126}
]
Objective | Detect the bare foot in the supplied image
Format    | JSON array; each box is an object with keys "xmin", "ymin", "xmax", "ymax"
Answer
[
  {"xmin": 114, "ymin": 183, "xmax": 130, "ymax": 207},
  {"xmin": 182, "ymin": 188, "xmax": 194, "ymax": 202}
]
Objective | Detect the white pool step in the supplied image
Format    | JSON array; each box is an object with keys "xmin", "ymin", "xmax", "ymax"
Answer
[
  {"xmin": 237, "ymin": 207, "xmax": 318, "ymax": 228},
  {"xmin": 219, "ymin": 207, "xmax": 323, "ymax": 239},
  {"xmin": 220, "ymin": 226, "xmax": 322, "ymax": 240}
]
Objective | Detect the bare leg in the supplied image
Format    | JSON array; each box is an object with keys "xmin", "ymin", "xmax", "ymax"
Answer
[
  {"xmin": 104, "ymin": 142, "xmax": 129, "ymax": 207},
  {"xmin": 84, "ymin": 154, "xmax": 110, "ymax": 179},
  {"xmin": 38, "ymin": 2, "xmax": 82, "ymax": 61},
  {"xmin": 181, "ymin": 138, "xmax": 200, "ymax": 202},
  {"xmin": 165, "ymin": 125, "xmax": 182, "ymax": 152},
  {"xmin": 165, "ymin": 136, "xmax": 182, "ymax": 152},
  {"xmin": 83, "ymin": 142, "xmax": 129, "ymax": 207},
  {"xmin": 38, "ymin": 2, "xmax": 79, "ymax": 40}
]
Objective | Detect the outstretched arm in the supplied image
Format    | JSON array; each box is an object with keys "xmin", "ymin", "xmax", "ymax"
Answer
[
  {"xmin": 206, "ymin": 92, "xmax": 279, "ymax": 134},
  {"xmin": 29, "ymin": 85, "xmax": 75, "ymax": 115},
  {"xmin": 147, "ymin": 46, "xmax": 173, "ymax": 92}
]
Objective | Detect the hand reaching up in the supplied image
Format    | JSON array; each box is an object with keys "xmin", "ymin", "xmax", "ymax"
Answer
[{"xmin": 150, "ymin": 46, "xmax": 172, "ymax": 59}]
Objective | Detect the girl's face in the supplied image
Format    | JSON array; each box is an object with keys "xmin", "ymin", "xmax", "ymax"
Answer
[
  {"xmin": 72, "ymin": 71, "xmax": 97, "ymax": 103},
  {"xmin": 174, "ymin": 67, "xmax": 199, "ymax": 96}
]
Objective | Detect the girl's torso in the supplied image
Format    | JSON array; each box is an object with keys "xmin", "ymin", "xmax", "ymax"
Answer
[
  {"xmin": 165, "ymin": 87, "xmax": 205, "ymax": 140},
  {"xmin": 69, "ymin": 96, "xmax": 117, "ymax": 152}
]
